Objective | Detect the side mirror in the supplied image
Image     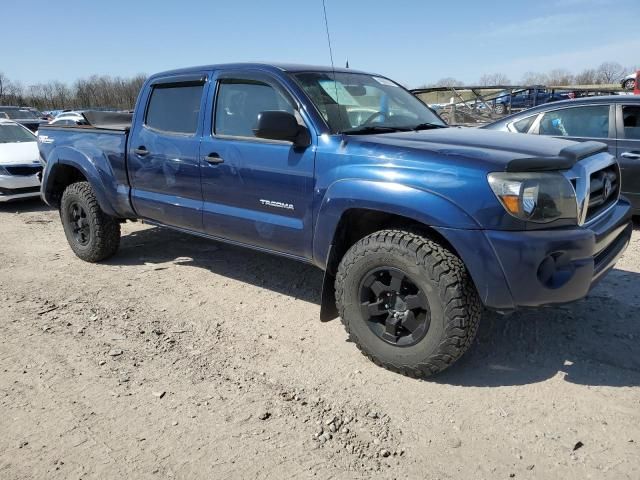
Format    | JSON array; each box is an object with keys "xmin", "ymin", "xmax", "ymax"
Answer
[{"xmin": 254, "ymin": 111, "xmax": 310, "ymax": 147}]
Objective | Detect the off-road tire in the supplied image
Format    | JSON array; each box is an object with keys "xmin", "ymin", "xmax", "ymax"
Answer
[
  {"xmin": 60, "ymin": 181, "xmax": 121, "ymax": 262},
  {"xmin": 623, "ymin": 78, "xmax": 636, "ymax": 91},
  {"xmin": 335, "ymin": 230, "xmax": 481, "ymax": 377}
]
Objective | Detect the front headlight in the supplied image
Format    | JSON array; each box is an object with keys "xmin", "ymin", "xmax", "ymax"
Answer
[{"xmin": 488, "ymin": 172, "xmax": 578, "ymax": 223}]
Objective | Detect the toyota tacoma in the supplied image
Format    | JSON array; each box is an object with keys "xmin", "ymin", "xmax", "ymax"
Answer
[{"xmin": 38, "ymin": 63, "xmax": 632, "ymax": 377}]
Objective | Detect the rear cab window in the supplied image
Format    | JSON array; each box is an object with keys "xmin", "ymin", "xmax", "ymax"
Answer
[{"xmin": 145, "ymin": 82, "xmax": 205, "ymax": 135}]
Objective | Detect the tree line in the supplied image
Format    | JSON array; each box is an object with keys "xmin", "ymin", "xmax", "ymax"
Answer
[
  {"xmin": 423, "ymin": 61, "xmax": 637, "ymax": 88},
  {"xmin": 0, "ymin": 72, "xmax": 147, "ymax": 111},
  {"xmin": 0, "ymin": 60, "xmax": 637, "ymax": 111}
]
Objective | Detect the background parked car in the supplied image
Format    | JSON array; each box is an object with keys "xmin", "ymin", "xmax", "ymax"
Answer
[
  {"xmin": 492, "ymin": 87, "xmax": 574, "ymax": 114},
  {"xmin": 48, "ymin": 116, "xmax": 88, "ymax": 126},
  {"xmin": 482, "ymin": 95, "xmax": 640, "ymax": 214},
  {"xmin": 0, "ymin": 119, "xmax": 43, "ymax": 202},
  {"xmin": 53, "ymin": 110, "xmax": 85, "ymax": 121},
  {"xmin": 621, "ymin": 73, "xmax": 637, "ymax": 90},
  {"xmin": 26, "ymin": 107, "xmax": 52, "ymax": 121},
  {"xmin": 0, "ymin": 106, "xmax": 48, "ymax": 133}
]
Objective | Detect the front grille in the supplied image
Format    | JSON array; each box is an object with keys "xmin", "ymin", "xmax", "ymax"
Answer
[
  {"xmin": 584, "ymin": 164, "xmax": 619, "ymax": 223},
  {"xmin": 5, "ymin": 165, "xmax": 42, "ymax": 176}
]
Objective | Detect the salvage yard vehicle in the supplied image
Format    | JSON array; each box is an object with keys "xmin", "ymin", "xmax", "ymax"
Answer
[
  {"xmin": 0, "ymin": 106, "xmax": 47, "ymax": 133},
  {"xmin": 38, "ymin": 63, "xmax": 632, "ymax": 377},
  {"xmin": 483, "ymin": 95, "xmax": 640, "ymax": 214},
  {"xmin": 492, "ymin": 87, "xmax": 574, "ymax": 114},
  {"xmin": 0, "ymin": 118, "xmax": 43, "ymax": 202},
  {"xmin": 621, "ymin": 73, "xmax": 636, "ymax": 91},
  {"xmin": 48, "ymin": 116, "xmax": 88, "ymax": 127}
]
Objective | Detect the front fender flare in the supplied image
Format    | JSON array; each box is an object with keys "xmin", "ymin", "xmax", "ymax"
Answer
[
  {"xmin": 312, "ymin": 179, "xmax": 480, "ymax": 269},
  {"xmin": 313, "ymin": 180, "xmax": 485, "ymax": 321}
]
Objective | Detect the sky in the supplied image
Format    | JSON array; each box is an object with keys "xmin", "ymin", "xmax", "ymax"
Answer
[{"xmin": 2, "ymin": 0, "xmax": 639, "ymax": 88}]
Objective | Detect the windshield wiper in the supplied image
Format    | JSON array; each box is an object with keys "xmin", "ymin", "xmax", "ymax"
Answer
[
  {"xmin": 340, "ymin": 125, "xmax": 411, "ymax": 135},
  {"xmin": 411, "ymin": 122, "xmax": 448, "ymax": 131}
]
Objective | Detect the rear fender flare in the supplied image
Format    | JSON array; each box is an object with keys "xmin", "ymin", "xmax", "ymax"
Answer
[{"xmin": 42, "ymin": 146, "xmax": 118, "ymax": 217}]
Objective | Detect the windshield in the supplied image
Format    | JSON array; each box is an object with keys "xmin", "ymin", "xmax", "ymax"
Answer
[
  {"xmin": 291, "ymin": 71, "xmax": 445, "ymax": 134},
  {"xmin": 0, "ymin": 124, "xmax": 36, "ymax": 143},
  {"xmin": 0, "ymin": 108, "xmax": 38, "ymax": 120}
]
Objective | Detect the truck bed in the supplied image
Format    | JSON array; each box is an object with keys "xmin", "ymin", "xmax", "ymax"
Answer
[{"xmin": 38, "ymin": 122, "xmax": 133, "ymax": 218}]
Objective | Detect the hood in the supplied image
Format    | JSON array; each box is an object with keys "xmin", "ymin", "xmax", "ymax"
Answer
[
  {"xmin": 346, "ymin": 127, "xmax": 600, "ymax": 171},
  {"xmin": 0, "ymin": 141, "xmax": 40, "ymax": 165}
]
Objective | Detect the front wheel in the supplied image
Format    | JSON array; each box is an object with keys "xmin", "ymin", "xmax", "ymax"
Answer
[
  {"xmin": 60, "ymin": 181, "xmax": 121, "ymax": 262},
  {"xmin": 623, "ymin": 78, "xmax": 636, "ymax": 90},
  {"xmin": 335, "ymin": 230, "xmax": 481, "ymax": 377}
]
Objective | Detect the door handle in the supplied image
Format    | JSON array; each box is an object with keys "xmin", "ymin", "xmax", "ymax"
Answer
[
  {"xmin": 620, "ymin": 151, "xmax": 640, "ymax": 160},
  {"xmin": 204, "ymin": 153, "xmax": 224, "ymax": 165},
  {"xmin": 134, "ymin": 146, "xmax": 149, "ymax": 156}
]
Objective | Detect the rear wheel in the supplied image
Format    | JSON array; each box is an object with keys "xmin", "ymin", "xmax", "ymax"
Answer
[
  {"xmin": 335, "ymin": 230, "xmax": 481, "ymax": 377},
  {"xmin": 60, "ymin": 181, "xmax": 121, "ymax": 262}
]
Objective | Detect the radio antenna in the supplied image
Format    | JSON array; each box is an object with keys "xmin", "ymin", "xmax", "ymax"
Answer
[
  {"xmin": 321, "ymin": 0, "xmax": 336, "ymax": 74},
  {"xmin": 321, "ymin": 0, "xmax": 344, "ymax": 130}
]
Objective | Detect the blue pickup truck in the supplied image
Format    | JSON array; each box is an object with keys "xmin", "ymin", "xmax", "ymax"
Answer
[
  {"xmin": 493, "ymin": 87, "xmax": 574, "ymax": 115},
  {"xmin": 38, "ymin": 63, "xmax": 632, "ymax": 377}
]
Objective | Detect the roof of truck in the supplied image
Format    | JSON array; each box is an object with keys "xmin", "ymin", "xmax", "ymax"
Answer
[{"xmin": 150, "ymin": 62, "xmax": 374, "ymax": 79}]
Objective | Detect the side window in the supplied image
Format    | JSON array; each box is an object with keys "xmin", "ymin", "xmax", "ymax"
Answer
[
  {"xmin": 538, "ymin": 105, "xmax": 609, "ymax": 138},
  {"xmin": 214, "ymin": 79, "xmax": 294, "ymax": 137},
  {"xmin": 145, "ymin": 83, "xmax": 204, "ymax": 134},
  {"xmin": 622, "ymin": 105, "xmax": 640, "ymax": 140},
  {"xmin": 512, "ymin": 115, "xmax": 536, "ymax": 133}
]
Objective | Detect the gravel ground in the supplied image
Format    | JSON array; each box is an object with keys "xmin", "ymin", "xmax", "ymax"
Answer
[{"xmin": 1, "ymin": 199, "xmax": 639, "ymax": 479}]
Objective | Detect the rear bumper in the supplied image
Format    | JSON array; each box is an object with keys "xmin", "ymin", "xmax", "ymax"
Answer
[
  {"xmin": 0, "ymin": 174, "xmax": 41, "ymax": 202},
  {"xmin": 437, "ymin": 198, "xmax": 632, "ymax": 310}
]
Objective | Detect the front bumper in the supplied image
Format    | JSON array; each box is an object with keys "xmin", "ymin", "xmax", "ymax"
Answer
[
  {"xmin": 0, "ymin": 173, "xmax": 42, "ymax": 202},
  {"xmin": 437, "ymin": 198, "xmax": 633, "ymax": 310}
]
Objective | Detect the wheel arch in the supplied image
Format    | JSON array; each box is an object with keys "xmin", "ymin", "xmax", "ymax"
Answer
[
  {"xmin": 314, "ymin": 180, "xmax": 481, "ymax": 320},
  {"xmin": 42, "ymin": 147, "xmax": 118, "ymax": 216}
]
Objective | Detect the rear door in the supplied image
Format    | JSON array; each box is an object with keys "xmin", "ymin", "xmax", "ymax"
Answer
[
  {"xmin": 532, "ymin": 104, "xmax": 616, "ymax": 155},
  {"xmin": 616, "ymin": 104, "xmax": 640, "ymax": 209},
  {"xmin": 128, "ymin": 73, "xmax": 209, "ymax": 231}
]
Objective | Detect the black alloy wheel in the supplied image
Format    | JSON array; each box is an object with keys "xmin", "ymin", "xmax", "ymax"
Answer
[
  {"xmin": 359, "ymin": 267, "xmax": 430, "ymax": 347},
  {"xmin": 68, "ymin": 201, "xmax": 91, "ymax": 246}
]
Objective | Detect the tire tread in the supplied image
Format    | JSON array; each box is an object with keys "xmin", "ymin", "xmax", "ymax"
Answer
[
  {"xmin": 335, "ymin": 229, "xmax": 481, "ymax": 378},
  {"xmin": 61, "ymin": 181, "xmax": 120, "ymax": 262}
]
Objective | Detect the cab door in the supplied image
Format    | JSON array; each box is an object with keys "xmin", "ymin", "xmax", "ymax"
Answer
[
  {"xmin": 128, "ymin": 73, "xmax": 209, "ymax": 231},
  {"xmin": 616, "ymin": 104, "xmax": 640, "ymax": 209},
  {"xmin": 534, "ymin": 104, "xmax": 616, "ymax": 155},
  {"xmin": 198, "ymin": 70, "xmax": 316, "ymax": 258}
]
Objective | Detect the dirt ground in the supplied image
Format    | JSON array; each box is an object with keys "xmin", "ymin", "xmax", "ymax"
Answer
[{"xmin": 1, "ymin": 199, "xmax": 639, "ymax": 480}]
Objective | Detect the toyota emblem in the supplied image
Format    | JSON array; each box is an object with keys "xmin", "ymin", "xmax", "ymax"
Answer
[{"xmin": 603, "ymin": 176, "xmax": 613, "ymax": 199}]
